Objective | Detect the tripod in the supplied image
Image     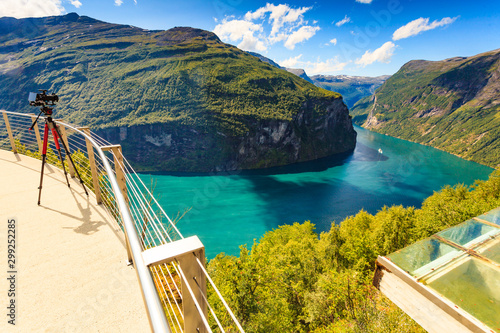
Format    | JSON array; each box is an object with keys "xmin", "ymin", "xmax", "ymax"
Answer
[{"xmin": 30, "ymin": 106, "xmax": 89, "ymax": 205}]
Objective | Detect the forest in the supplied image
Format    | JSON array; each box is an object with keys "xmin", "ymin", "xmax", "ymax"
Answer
[{"xmin": 207, "ymin": 170, "xmax": 500, "ymax": 332}]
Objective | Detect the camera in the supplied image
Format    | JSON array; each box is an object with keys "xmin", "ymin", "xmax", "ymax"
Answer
[{"xmin": 28, "ymin": 90, "xmax": 59, "ymax": 107}]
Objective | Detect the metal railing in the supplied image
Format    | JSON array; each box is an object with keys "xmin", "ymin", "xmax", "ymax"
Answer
[{"xmin": 0, "ymin": 110, "xmax": 245, "ymax": 333}]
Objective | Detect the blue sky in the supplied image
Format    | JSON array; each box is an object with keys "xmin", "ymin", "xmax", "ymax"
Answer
[{"xmin": 2, "ymin": 0, "xmax": 500, "ymax": 76}]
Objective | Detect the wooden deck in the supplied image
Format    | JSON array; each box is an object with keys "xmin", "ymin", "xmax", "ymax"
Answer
[{"xmin": 0, "ymin": 149, "xmax": 149, "ymax": 332}]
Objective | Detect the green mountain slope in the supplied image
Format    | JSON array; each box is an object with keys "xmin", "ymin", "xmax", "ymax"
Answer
[
  {"xmin": 0, "ymin": 13, "xmax": 356, "ymax": 172},
  {"xmin": 351, "ymin": 49, "xmax": 500, "ymax": 168}
]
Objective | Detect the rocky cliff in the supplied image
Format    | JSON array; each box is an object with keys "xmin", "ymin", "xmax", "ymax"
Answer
[{"xmin": 98, "ymin": 97, "xmax": 356, "ymax": 172}]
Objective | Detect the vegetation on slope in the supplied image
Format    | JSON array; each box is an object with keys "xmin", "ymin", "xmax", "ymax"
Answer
[
  {"xmin": 351, "ymin": 49, "xmax": 500, "ymax": 168},
  {"xmin": 0, "ymin": 13, "xmax": 339, "ymax": 137},
  {"xmin": 207, "ymin": 170, "xmax": 500, "ymax": 332}
]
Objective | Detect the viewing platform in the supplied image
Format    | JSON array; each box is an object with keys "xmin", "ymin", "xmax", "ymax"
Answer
[
  {"xmin": 0, "ymin": 149, "xmax": 149, "ymax": 332},
  {"xmin": 0, "ymin": 110, "xmax": 245, "ymax": 332}
]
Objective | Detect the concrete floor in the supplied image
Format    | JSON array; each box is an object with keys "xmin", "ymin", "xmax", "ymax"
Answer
[{"xmin": 0, "ymin": 149, "xmax": 150, "ymax": 332}]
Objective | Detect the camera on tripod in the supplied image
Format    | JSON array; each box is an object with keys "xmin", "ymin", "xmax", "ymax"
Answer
[
  {"xmin": 26, "ymin": 89, "xmax": 89, "ymax": 204},
  {"xmin": 28, "ymin": 90, "xmax": 59, "ymax": 108}
]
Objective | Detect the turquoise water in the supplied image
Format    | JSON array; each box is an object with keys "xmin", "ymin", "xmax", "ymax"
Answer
[{"xmin": 139, "ymin": 126, "xmax": 494, "ymax": 258}]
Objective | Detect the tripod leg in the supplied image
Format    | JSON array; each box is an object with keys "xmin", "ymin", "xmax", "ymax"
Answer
[
  {"xmin": 54, "ymin": 123, "xmax": 89, "ymax": 197},
  {"xmin": 51, "ymin": 126, "xmax": 70, "ymax": 188},
  {"xmin": 38, "ymin": 124, "xmax": 49, "ymax": 205}
]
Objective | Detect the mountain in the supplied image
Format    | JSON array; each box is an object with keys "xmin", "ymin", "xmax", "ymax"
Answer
[
  {"xmin": 311, "ymin": 75, "xmax": 390, "ymax": 108},
  {"xmin": 0, "ymin": 13, "xmax": 356, "ymax": 172},
  {"xmin": 285, "ymin": 67, "xmax": 313, "ymax": 84},
  {"xmin": 246, "ymin": 52, "xmax": 389, "ymax": 107},
  {"xmin": 246, "ymin": 51, "xmax": 313, "ymax": 83},
  {"xmin": 246, "ymin": 51, "xmax": 283, "ymax": 69},
  {"xmin": 351, "ymin": 49, "xmax": 500, "ymax": 168}
]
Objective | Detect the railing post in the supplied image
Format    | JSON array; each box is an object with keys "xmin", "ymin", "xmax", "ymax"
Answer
[
  {"xmin": 55, "ymin": 120, "xmax": 75, "ymax": 178},
  {"xmin": 102, "ymin": 144, "xmax": 132, "ymax": 265},
  {"xmin": 101, "ymin": 145, "xmax": 128, "ymax": 204},
  {"xmin": 2, "ymin": 111, "xmax": 18, "ymax": 154},
  {"xmin": 179, "ymin": 248, "xmax": 208, "ymax": 333},
  {"xmin": 142, "ymin": 236, "xmax": 208, "ymax": 333},
  {"xmin": 78, "ymin": 126, "xmax": 102, "ymax": 204}
]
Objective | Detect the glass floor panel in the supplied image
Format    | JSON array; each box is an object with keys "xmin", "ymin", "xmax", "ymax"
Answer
[
  {"xmin": 426, "ymin": 258, "xmax": 500, "ymax": 331},
  {"xmin": 387, "ymin": 238, "xmax": 461, "ymax": 277},
  {"xmin": 476, "ymin": 207, "xmax": 500, "ymax": 226},
  {"xmin": 477, "ymin": 238, "xmax": 500, "ymax": 265},
  {"xmin": 436, "ymin": 219, "xmax": 499, "ymax": 247},
  {"xmin": 382, "ymin": 207, "xmax": 500, "ymax": 332}
]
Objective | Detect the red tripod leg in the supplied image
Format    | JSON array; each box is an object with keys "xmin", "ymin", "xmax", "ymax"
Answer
[
  {"xmin": 53, "ymin": 123, "xmax": 89, "ymax": 196},
  {"xmin": 51, "ymin": 125, "xmax": 70, "ymax": 187},
  {"xmin": 38, "ymin": 123, "xmax": 49, "ymax": 205}
]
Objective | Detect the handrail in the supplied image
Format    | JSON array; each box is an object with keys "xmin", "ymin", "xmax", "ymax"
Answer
[
  {"xmin": 0, "ymin": 110, "xmax": 171, "ymax": 332},
  {"xmin": 0, "ymin": 109, "xmax": 245, "ymax": 333},
  {"xmin": 63, "ymin": 121, "xmax": 172, "ymax": 333}
]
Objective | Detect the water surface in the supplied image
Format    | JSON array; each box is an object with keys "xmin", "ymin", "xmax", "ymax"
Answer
[{"xmin": 140, "ymin": 126, "xmax": 494, "ymax": 258}]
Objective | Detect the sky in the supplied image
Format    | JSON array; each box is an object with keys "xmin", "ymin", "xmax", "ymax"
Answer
[{"xmin": 1, "ymin": 0, "xmax": 500, "ymax": 77}]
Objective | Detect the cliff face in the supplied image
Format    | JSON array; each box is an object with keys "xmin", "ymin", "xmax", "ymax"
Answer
[
  {"xmin": 98, "ymin": 97, "xmax": 356, "ymax": 172},
  {"xmin": 350, "ymin": 49, "xmax": 500, "ymax": 168},
  {"xmin": 0, "ymin": 13, "xmax": 357, "ymax": 172}
]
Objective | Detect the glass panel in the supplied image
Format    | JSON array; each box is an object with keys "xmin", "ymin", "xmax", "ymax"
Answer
[
  {"xmin": 477, "ymin": 207, "xmax": 500, "ymax": 226},
  {"xmin": 387, "ymin": 238, "xmax": 461, "ymax": 276},
  {"xmin": 436, "ymin": 219, "xmax": 498, "ymax": 247},
  {"xmin": 427, "ymin": 258, "xmax": 500, "ymax": 332},
  {"xmin": 477, "ymin": 239, "xmax": 500, "ymax": 265}
]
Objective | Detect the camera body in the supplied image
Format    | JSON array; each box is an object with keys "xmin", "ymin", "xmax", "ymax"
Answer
[{"xmin": 28, "ymin": 90, "xmax": 59, "ymax": 107}]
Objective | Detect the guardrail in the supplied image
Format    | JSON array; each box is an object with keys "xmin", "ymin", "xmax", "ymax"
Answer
[{"xmin": 0, "ymin": 110, "xmax": 244, "ymax": 333}]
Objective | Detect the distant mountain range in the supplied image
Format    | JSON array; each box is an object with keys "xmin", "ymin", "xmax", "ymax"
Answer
[
  {"xmin": 0, "ymin": 13, "xmax": 356, "ymax": 172},
  {"xmin": 310, "ymin": 74, "xmax": 390, "ymax": 108},
  {"xmin": 351, "ymin": 48, "xmax": 500, "ymax": 168},
  {"xmin": 247, "ymin": 52, "xmax": 389, "ymax": 107}
]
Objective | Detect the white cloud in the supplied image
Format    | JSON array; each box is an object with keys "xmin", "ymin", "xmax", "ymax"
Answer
[
  {"xmin": 69, "ymin": 0, "xmax": 82, "ymax": 8},
  {"xmin": 244, "ymin": 3, "xmax": 311, "ymax": 37},
  {"xmin": 335, "ymin": 15, "xmax": 351, "ymax": 27},
  {"xmin": 330, "ymin": 38, "xmax": 337, "ymax": 45},
  {"xmin": 356, "ymin": 0, "xmax": 373, "ymax": 3},
  {"xmin": 280, "ymin": 55, "xmax": 350, "ymax": 74},
  {"xmin": 214, "ymin": 19, "xmax": 262, "ymax": 41},
  {"xmin": 114, "ymin": 0, "xmax": 123, "ymax": 6},
  {"xmin": 304, "ymin": 57, "xmax": 350, "ymax": 74},
  {"xmin": 0, "ymin": 0, "xmax": 65, "ymax": 18},
  {"xmin": 280, "ymin": 54, "xmax": 303, "ymax": 68},
  {"xmin": 355, "ymin": 41, "xmax": 396, "ymax": 67},
  {"xmin": 393, "ymin": 17, "xmax": 458, "ymax": 40},
  {"xmin": 213, "ymin": 3, "xmax": 318, "ymax": 52},
  {"xmin": 238, "ymin": 34, "xmax": 267, "ymax": 52},
  {"xmin": 213, "ymin": 19, "xmax": 266, "ymax": 51},
  {"xmin": 284, "ymin": 25, "xmax": 320, "ymax": 50}
]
